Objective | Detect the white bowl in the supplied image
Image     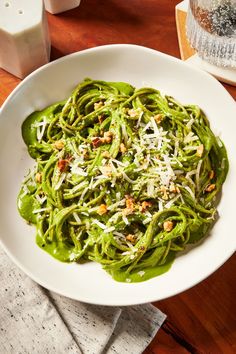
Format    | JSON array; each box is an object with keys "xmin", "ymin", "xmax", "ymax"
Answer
[{"xmin": 0, "ymin": 44, "xmax": 235, "ymax": 306}]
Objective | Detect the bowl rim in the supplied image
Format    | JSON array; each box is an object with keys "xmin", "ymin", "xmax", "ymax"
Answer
[{"xmin": 0, "ymin": 43, "xmax": 236, "ymax": 306}]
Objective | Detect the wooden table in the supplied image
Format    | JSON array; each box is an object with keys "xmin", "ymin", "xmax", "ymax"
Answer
[{"xmin": 0, "ymin": 1, "xmax": 235, "ymax": 352}]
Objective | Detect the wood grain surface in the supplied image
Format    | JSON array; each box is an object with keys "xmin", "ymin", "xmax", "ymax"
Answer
[
  {"xmin": 176, "ymin": 8, "xmax": 196, "ymax": 61},
  {"xmin": 0, "ymin": 1, "xmax": 235, "ymax": 353}
]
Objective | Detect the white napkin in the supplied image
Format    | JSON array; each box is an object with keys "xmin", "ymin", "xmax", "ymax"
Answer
[{"xmin": 0, "ymin": 247, "xmax": 166, "ymax": 354}]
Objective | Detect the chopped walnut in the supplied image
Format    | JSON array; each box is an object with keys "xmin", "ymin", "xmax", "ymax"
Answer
[
  {"xmin": 120, "ymin": 143, "xmax": 126, "ymax": 154},
  {"xmin": 102, "ymin": 131, "xmax": 113, "ymax": 144},
  {"xmin": 126, "ymin": 195, "xmax": 134, "ymax": 211},
  {"xmin": 98, "ymin": 115, "xmax": 105, "ymax": 124},
  {"xmin": 102, "ymin": 151, "xmax": 110, "ymax": 158},
  {"xmin": 169, "ymin": 182, "xmax": 179, "ymax": 193},
  {"xmin": 94, "ymin": 101, "xmax": 103, "ymax": 110},
  {"xmin": 205, "ymin": 184, "xmax": 216, "ymax": 192},
  {"xmin": 122, "ymin": 196, "xmax": 135, "ymax": 216},
  {"xmin": 154, "ymin": 114, "xmax": 163, "ymax": 124},
  {"xmin": 82, "ymin": 149, "xmax": 89, "ymax": 159},
  {"xmin": 126, "ymin": 234, "xmax": 136, "ymax": 244},
  {"xmin": 139, "ymin": 245, "xmax": 146, "ymax": 252},
  {"xmin": 53, "ymin": 140, "xmax": 64, "ymax": 150},
  {"xmin": 139, "ymin": 201, "xmax": 152, "ymax": 213},
  {"xmin": 196, "ymin": 144, "xmax": 204, "ymax": 157},
  {"xmin": 163, "ymin": 220, "xmax": 174, "ymax": 232},
  {"xmin": 97, "ymin": 204, "xmax": 108, "ymax": 215},
  {"xmin": 92, "ymin": 137, "xmax": 102, "ymax": 148},
  {"xmin": 162, "ymin": 194, "xmax": 169, "ymax": 201},
  {"xmin": 101, "ymin": 165, "xmax": 112, "ymax": 177},
  {"xmin": 160, "ymin": 186, "xmax": 166, "ymax": 193},
  {"xmin": 122, "ymin": 208, "xmax": 133, "ymax": 216},
  {"xmin": 35, "ymin": 172, "xmax": 42, "ymax": 183},
  {"xmin": 57, "ymin": 159, "xmax": 69, "ymax": 172},
  {"xmin": 160, "ymin": 185, "xmax": 169, "ymax": 200},
  {"xmin": 128, "ymin": 109, "xmax": 139, "ymax": 118},
  {"xmin": 209, "ymin": 170, "xmax": 215, "ymax": 180}
]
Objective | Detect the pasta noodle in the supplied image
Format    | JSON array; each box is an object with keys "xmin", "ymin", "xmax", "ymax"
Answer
[{"xmin": 17, "ymin": 79, "xmax": 228, "ymax": 282}]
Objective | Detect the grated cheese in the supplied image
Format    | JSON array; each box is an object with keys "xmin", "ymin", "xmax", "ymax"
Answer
[
  {"xmin": 174, "ymin": 139, "xmax": 179, "ymax": 157},
  {"xmin": 173, "ymin": 169, "xmax": 184, "ymax": 175},
  {"xmin": 36, "ymin": 118, "xmax": 47, "ymax": 142},
  {"xmin": 122, "ymin": 171, "xmax": 135, "ymax": 184},
  {"xmin": 116, "ymin": 192, "xmax": 121, "ymax": 201},
  {"xmin": 20, "ymin": 190, "xmax": 28, "ymax": 198},
  {"xmin": 70, "ymin": 181, "xmax": 88, "ymax": 193},
  {"xmin": 33, "ymin": 207, "xmax": 51, "ymax": 214},
  {"xmin": 111, "ymin": 158, "xmax": 127, "ymax": 167},
  {"xmin": 186, "ymin": 118, "xmax": 195, "ymax": 129},
  {"xmin": 88, "ymin": 206, "xmax": 99, "ymax": 213},
  {"xmin": 122, "ymin": 215, "xmax": 129, "ymax": 225},
  {"xmin": 158, "ymin": 199, "xmax": 163, "ymax": 211},
  {"xmin": 92, "ymin": 219, "xmax": 106, "ymax": 229},
  {"xmin": 147, "ymin": 180, "xmax": 155, "ymax": 196},
  {"xmin": 136, "ymin": 110, "xmax": 144, "ymax": 128},
  {"xmin": 196, "ymin": 159, "xmax": 203, "ymax": 191},
  {"xmin": 73, "ymin": 212, "xmax": 81, "ymax": 224},
  {"xmin": 184, "ymin": 132, "xmax": 199, "ymax": 144},
  {"xmin": 71, "ymin": 165, "xmax": 88, "ymax": 176},
  {"xmin": 69, "ymin": 253, "xmax": 77, "ymax": 261},
  {"xmin": 108, "ymin": 212, "xmax": 121, "ymax": 224},
  {"xmin": 54, "ymin": 172, "xmax": 67, "ymax": 190},
  {"xmin": 183, "ymin": 145, "xmax": 199, "ymax": 151},
  {"xmin": 171, "ymin": 156, "xmax": 183, "ymax": 167},
  {"xmin": 79, "ymin": 187, "xmax": 89, "ymax": 202},
  {"xmin": 81, "ymin": 212, "xmax": 89, "ymax": 216},
  {"xmin": 88, "ymin": 176, "xmax": 94, "ymax": 189},
  {"xmin": 142, "ymin": 121, "xmax": 151, "ymax": 132},
  {"xmin": 121, "ymin": 124, "xmax": 128, "ymax": 143},
  {"xmin": 107, "ymin": 199, "xmax": 126, "ymax": 211},
  {"xmin": 164, "ymin": 194, "xmax": 181, "ymax": 209},
  {"xmin": 150, "ymin": 116, "xmax": 160, "ymax": 136},
  {"xmin": 113, "ymin": 231, "xmax": 125, "ymax": 238},
  {"xmin": 185, "ymin": 171, "xmax": 197, "ymax": 189},
  {"xmin": 183, "ymin": 185, "xmax": 195, "ymax": 200},
  {"xmin": 143, "ymin": 217, "xmax": 152, "ymax": 225},
  {"xmin": 104, "ymin": 226, "xmax": 115, "ymax": 233},
  {"xmin": 35, "ymin": 194, "xmax": 47, "ymax": 205},
  {"xmin": 221, "ymin": 158, "xmax": 226, "ymax": 169}
]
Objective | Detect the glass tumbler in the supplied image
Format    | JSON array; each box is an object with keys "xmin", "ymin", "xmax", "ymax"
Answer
[{"xmin": 187, "ymin": 0, "xmax": 236, "ymax": 68}]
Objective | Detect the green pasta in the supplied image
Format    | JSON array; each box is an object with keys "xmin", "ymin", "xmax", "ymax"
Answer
[{"xmin": 17, "ymin": 78, "xmax": 229, "ymax": 282}]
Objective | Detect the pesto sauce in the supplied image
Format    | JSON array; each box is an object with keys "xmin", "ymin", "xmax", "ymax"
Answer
[
  {"xmin": 18, "ymin": 79, "xmax": 225, "ymax": 283},
  {"xmin": 18, "ymin": 179, "xmax": 174, "ymax": 281},
  {"xmin": 107, "ymin": 254, "xmax": 175, "ymax": 283},
  {"xmin": 17, "ymin": 187, "xmax": 39, "ymax": 225},
  {"xmin": 22, "ymin": 102, "xmax": 64, "ymax": 158},
  {"xmin": 109, "ymin": 82, "xmax": 135, "ymax": 96},
  {"xmin": 36, "ymin": 234, "xmax": 74, "ymax": 262},
  {"xmin": 17, "ymin": 82, "xmax": 183, "ymax": 282}
]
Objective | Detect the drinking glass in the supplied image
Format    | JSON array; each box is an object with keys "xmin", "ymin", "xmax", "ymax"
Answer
[{"xmin": 187, "ymin": 0, "xmax": 236, "ymax": 67}]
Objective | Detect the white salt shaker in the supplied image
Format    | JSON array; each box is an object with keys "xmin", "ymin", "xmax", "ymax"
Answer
[
  {"xmin": 44, "ymin": 0, "xmax": 81, "ymax": 14},
  {"xmin": 0, "ymin": 0, "xmax": 50, "ymax": 79}
]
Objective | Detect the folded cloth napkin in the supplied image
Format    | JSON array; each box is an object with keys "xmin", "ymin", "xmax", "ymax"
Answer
[{"xmin": 0, "ymin": 247, "xmax": 166, "ymax": 354}]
